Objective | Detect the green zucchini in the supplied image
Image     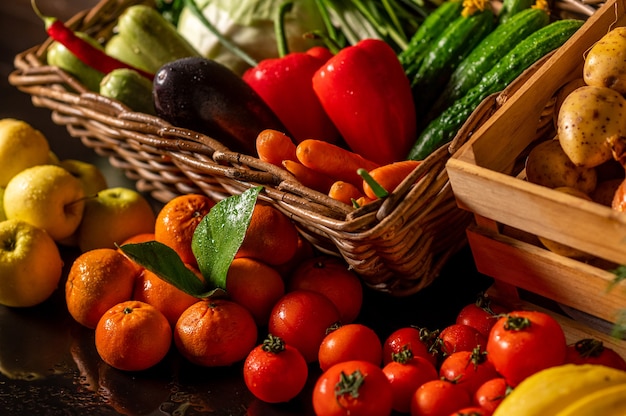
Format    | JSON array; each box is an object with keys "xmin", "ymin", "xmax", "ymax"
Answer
[
  {"xmin": 399, "ymin": 0, "xmax": 464, "ymax": 77},
  {"xmin": 430, "ymin": 7, "xmax": 550, "ymax": 117},
  {"xmin": 99, "ymin": 68, "xmax": 156, "ymax": 115},
  {"xmin": 411, "ymin": 9, "xmax": 495, "ymax": 119},
  {"xmin": 47, "ymin": 32, "xmax": 105, "ymax": 92},
  {"xmin": 499, "ymin": 0, "xmax": 535, "ymax": 24},
  {"xmin": 105, "ymin": 4, "xmax": 199, "ymax": 74},
  {"xmin": 407, "ymin": 18, "xmax": 585, "ymax": 161}
]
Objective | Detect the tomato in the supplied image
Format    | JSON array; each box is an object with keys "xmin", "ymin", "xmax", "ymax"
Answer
[
  {"xmin": 382, "ymin": 327, "xmax": 439, "ymax": 367},
  {"xmin": 243, "ymin": 334, "xmax": 308, "ymax": 403},
  {"xmin": 410, "ymin": 379, "xmax": 472, "ymax": 416},
  {"xmin": 565, "ymin": 338, "xmax": 626, "ymax": 371},
  {"xmin": 456, "ymin": 296, "xmax": 509, "ymax": 338},
  {"xmin": 268, "ymin": 289, "xmax": 341, "ymax": 363},
  {"xmin": 439, "ymin": 347, "xmax": 499, "ymax": 396},
  {"xmin": 438, "ymin": 324, "xmax": 487, "ymax": 357},
  {"xmin": 486, "ymin": 310, "xmax": 567, "ymax": 387},
  {"xmin": 318, "ymin": 323, "xmax": 383, "ymax": 372},
  {"xmin": 474, "ymin": 377, "xmax": 510, "ymax": 414},
  {"xmin": 448, "ymin": 406, "xmax": 489, "ymax": 416},
  {"xmin": 313, "ymin": 360, "xmax": 393, "ymax": 416},
  {"xmin": 383, "ymin": 354, "xmax": 439, "ymax": 413}
]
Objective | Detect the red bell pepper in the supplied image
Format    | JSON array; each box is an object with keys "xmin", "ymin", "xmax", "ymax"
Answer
[
  {"xmin": 242, "ymin": 46, "xmax": 340, "ymax": 144},
  {"xmin": 312, "ymin": 39, "xmax": 417, "ymax": 165}
]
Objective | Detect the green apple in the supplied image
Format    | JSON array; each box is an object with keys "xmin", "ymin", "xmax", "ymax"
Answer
[
  {"xmin": 4, "ymin": 164, "xmax": 86, "ymax": 241},
  {"xmin": 0, "ymin": 119, "xmax": 51, "ymax": 187},
  {"xmin": 59, "ymin": 159, "xmax": 109, "ymax": 197},
  {"xmin": 0, "ymin": 219, "xmax": 63, "ymax": 307},
  {"xmin": 77, "ymin": 187, "xmax": 156, "ymax": 252}
]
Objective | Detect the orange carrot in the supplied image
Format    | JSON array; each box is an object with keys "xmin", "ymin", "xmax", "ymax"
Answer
[
  {"xmin": 360, "ymin": 160, "xmax": 421, "ymax": 199},
  {"xmin": 296, "ymin": 139, "xmax": 380, "ymax": 188},
  {"xmin": 282, "ymin": 160, "xmax": 336, "ymax": 194},
  {"xmin": 328, "ymin": 181, "xmax": 365, "ymax": 206},
  {"xmin": 256, "ymin": 129, "xmax": 297, "ymax": 167}
]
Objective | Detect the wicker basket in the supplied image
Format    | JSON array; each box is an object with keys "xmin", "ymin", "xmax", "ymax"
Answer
[{"xmin": 8, "ymin": 0, "xmax": 591, "ymax": 296}]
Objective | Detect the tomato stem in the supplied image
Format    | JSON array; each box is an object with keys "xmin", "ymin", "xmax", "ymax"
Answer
[
  {"xmin": 335, "ymin": 370, "xmax": 365, "ymax": 400},
  {"xmin": 262, "ymin": 334, "xmax": 286, "ymax": 354},
  {"xmin": 503, "ymin": 315, "xmax": 531, "ymax": 331}
]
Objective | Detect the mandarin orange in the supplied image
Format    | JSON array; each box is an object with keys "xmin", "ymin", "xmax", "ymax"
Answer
[
  {"xmin": 235, "ymin": 203, "xmax": 299, "ymax": 266},
  {"xmin": 65, "ymin": 248, "xmax": 140, "ymax": 329},
  {"xmin": 95, "ymin": 300, "xmax": 172, "ymax": 372},
  {"xmin": 225, "ymin": 257, "xmax": 285, "ymax": 326},
  {"xmin": 154, "ymin": 194, "xmax": 215, "ymax": 266},
  {"xmin": 174, "ymin": 299, "xmax": 257, "ymax": 367}
]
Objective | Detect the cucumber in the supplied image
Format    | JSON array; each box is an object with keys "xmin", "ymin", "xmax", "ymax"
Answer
[
  {"xmin": 431, "ymin": 7, "xmax": 550, "ymax": 117},
  {"xmin": 407, "ymin": 18, "xmax": 585, "ymax": 161},
  {"xmin": 411, "ymin": 8, "xmax": 495, "ymax": 119},
  {"xmin": 99, "ymin": 68, "xmax": 156, "ymax": 115},
  {"xmin": 399, "ymin": 0, "xmax": 464, "ymax": 77},
  {"xmin": 47, "ymin": 32, "xmax": 105, "ymax": 92},
  {"xmin": 499, "ymin": 0, "xmax": 535, "ymax": 24},
  {"xmin": 105, "ymin": 4, "xmax": 200, "ymax": 74}
]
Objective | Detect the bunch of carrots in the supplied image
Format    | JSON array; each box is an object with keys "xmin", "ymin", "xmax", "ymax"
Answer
[{"xmin": 256, "ymin": 129, "xmax": 421, "ymax": 208}]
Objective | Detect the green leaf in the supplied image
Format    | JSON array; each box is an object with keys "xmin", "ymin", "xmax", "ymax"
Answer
[
  {"xmin": 119, "ymin": 241, "xmax": 222, "ymax": 298},
  {"xmin": 192, "ymin": 186, "xmax": 262, "ymax": 289}
]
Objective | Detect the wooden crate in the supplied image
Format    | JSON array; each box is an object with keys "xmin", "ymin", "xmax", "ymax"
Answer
[{"xmin": 446, "ymin": 0, "xmax": 626, "ymax": 354}]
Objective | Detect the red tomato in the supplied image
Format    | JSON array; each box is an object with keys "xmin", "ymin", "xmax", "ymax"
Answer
[
  {"xmin": 438, "ymin": 324, "xmax": 487, "ymax": 357},
  {"xmin": 268, "ymin": 290, "xmax": 341, "ymax": 363},
  {"xmin": 313, "ymin": 360, "xmax": 393, "ymax": 416},
  {"xmin": 383, "ymin": 355, "xmax": 439, "ymax": 413},
  {"xmin": 474, "ymin": 377, "xmax": 510, "ymax": 414},
  {"xmin": 565, "ymin": 338, "xmax": 626, "ymax": 371},
  {"xmin": 243, "ymin": 334, "xmax": 308, "ymax": 403},
  {"xmin": 456, "ymin": 296, "xmax": 508, "ymax": 338},
  {"xmin": 439, "ymin": 347, "xmax": 499, "ymax": 396},
  {"xmin": 318, "ymin": 323, "xmax": 383, "ymax": 372},
  {"xmin": 486, "ymin": 310, "xmax": 567, "ymax": 387},
  {"xmin": 410, "ymin": 379, "xmax": 472, "ymax": 416},
  {"xmin": 448, "ymin": 406, "xmax": 490, "ymax": 415},
  {"xmin": 382, "ymin": 327, "xmax": 439, "ymax": 367}
]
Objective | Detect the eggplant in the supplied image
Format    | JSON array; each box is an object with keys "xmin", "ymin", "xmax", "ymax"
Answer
[{"xmin": 153, "ymin": 56, "xmax": 290, "ymax": 155}]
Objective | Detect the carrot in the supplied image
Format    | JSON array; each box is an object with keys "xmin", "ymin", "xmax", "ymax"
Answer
[
  {"xmin": 282, "ymin": 160, "xmax": 335, "ymax": 194},
  {"xmin": 328, "ymin": 181, "xmax": 365, "ymax": 206},
  {"xmin": 256, "ymin": 129, "xmax": 297, "ymax": 167},
  {"xmin": 296, "ymin": 139, "xmax": 380, "ymax": 188},
  {"xmin": 360, "ymin": 160, "xmax": 421, "ymax": 199}
]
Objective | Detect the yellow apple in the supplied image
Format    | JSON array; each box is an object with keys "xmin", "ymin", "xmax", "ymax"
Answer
[
  {"xmin": 77, "ymin": 187, "xmax": 156, "ymax": 252},
  {"xmin": 0, "ymin": 118, "xmax": 51, "ymax": 187},
  {"xmin": 0, "ymin": 219, "xmax": 63, "ymax": 307},
  {"xmin": 0, "ymin": 188, "xmax": 5, "ymax": 222},
  {"xmin": 47, "ymin": 150, "xmax": 60, "ymax": 165},
  {"xmin": 59, "ymin": 159, "xmax": 109, "ymax": 197},
  {"xmin": 4, "ymin": 164, "xmax": 85, "ymax": 241}
]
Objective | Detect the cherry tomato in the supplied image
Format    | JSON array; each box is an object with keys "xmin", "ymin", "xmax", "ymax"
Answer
[
  {"xmin": 474, "ymin": 377, "xmax": 510, "ymax": 414},
  {"xmin": 313, "ymin": 360, "xmax": 393, "ymax": 416},
  {"xmin": 456, "ymin": 295, "xmax": 509, "ymax": 338},
  {"xmin": 448, "ymin": 406, "xmax": 489, "ymax": 416},
  {"xmin": 318, "ymin": 323, "xmax": 383, "ymax": 372},
  {"xmin": 410, "ymin": 379, "xmax": 472, "ymax": 416},
  {"xmin": 382, "ymin": 327, "xmax": 439, "ymax": 367},
  {"xmin": 382, "ymin": 351, "xmax": 439, "ymax": 414},
  {"xmin": 565, "ymin": 338, "xmax": 626, "ymax": 371},
  {"xmin": 438, "ymin": 324, "xmax": 487, "ymax": 357},
  {"xmin": 243, "ymin": 334, "xmax": 308, "ymax": 403},
  {"xmin": 268, "ymin": 289, "xmax": 341, "ymax": 363},
  {"xmin": 439, "ymin": 346, "xmax": 499, "ymax": 396},
  {"xmin": 486, "ymin": 310, "xmax": 567, "ymax": 387}
]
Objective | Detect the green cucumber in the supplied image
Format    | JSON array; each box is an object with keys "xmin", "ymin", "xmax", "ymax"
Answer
[
  {"xmin": 105, "ymin": 4, "xmax": 199, "ymax": 74},
  {"xmin": 46, "ymin": 32, "xmax": 105, "ymax": 92},
  {"xmin": 99, "ymin": 68, "xmax": 156, "ymax": 115},
  {"xmin": 431, "ymin": 7, "xmax": 550, "ymax": 117},
  {"xmin": 399, "ymin": 0, "xmax": 464, "ymax": 77},
  {"xmin": 499, "ymin": 0, "xmax": 535, "ymax": 24},
  {"xmin": 408, "ymin": 18, "xmax": 585, "ymax": 161},
  {"xmin": 411, "ymin": 9, "xmax": 495, "ymax": 118}
]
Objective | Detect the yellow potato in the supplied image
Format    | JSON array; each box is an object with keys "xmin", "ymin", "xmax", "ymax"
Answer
[
  {"xmin": 584, "ymin": 26, "xmax": 626, "ymax": 94},
  {"xmin": 525, "ymin": 138, "xmax": 597, "ymax": 194}
]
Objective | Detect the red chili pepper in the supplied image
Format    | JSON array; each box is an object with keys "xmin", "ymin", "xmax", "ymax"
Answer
[
  {"xmin": 242, "ymin": 47, "xmax": 340, "ymax": 144},
  {"xmin": 32, "ymin": 0, "xmax": 154, "ymax": 81},
  {"xmin": 312, "ymin": 39, "xmax": 417, "ymax": 165}
]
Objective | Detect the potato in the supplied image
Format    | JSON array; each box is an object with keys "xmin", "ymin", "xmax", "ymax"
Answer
[
  {"xmin": 552, "ymin": 77, "xmax": 586, "ymax": 130},
  {"xmin": 557, "ymin": 85, "xmax": 626, "ymax": 168},
  {"xmin": 525, "ymin": 138, "xmax": 597, "ymax": 194},
  {"xmin": 592, "ymin": 178, "xmax": 623, "ymax": 206},
  {"xmin": 584, "ymin": 27, "xmax": 626, "ymax": 94}
]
